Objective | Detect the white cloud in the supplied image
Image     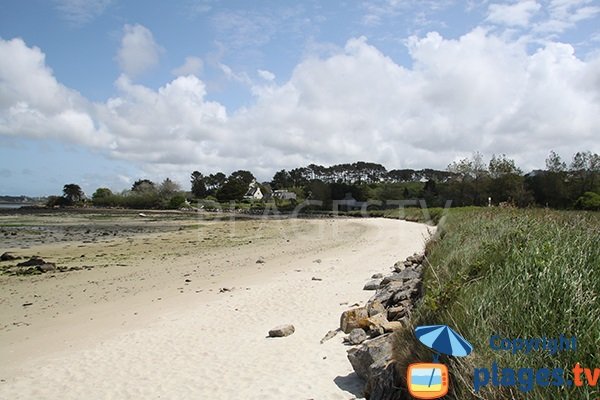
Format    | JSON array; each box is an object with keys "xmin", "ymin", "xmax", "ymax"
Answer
[
  {"xmin": 1, "ymin": 31, "xmax": 599, "ymax": 183},
  {"xmin": 0, "ymin": 38, "xmax": 111, "ymax": 147},
  {"xmin": 116, "ymin": 24, "xmax": 163, "ymax": 78},
  {"xmin": 257, "ymin": 69, "xmax": 275, "ymax": 81},
  {"xmin": 528, "ymin": 0, "xmax": 600, "ymax": 35},
  {"xmin": 172, "ymin": 56, "xmax": 204, "ymax": 76},
  {"xmin": 487, "ymin": 1, "xmax": 542, "ymax": 27},
  {"xmin": 53, "ymin": 0, "xmax": 112, "ymax": 26}
]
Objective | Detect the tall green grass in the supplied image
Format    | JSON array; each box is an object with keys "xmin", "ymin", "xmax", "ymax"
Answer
[{"xmin": 394, "ymin": 208, "xmax": 600, "ymax": 399}]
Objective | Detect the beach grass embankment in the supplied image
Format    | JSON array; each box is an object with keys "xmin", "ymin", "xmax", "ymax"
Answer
[
  {"xmin": 347, "ymin": 206, "xmax": 449, "ymax": 225},
  {"xmin": 393, "ymin": 208, "xmax": 599, "ymax": 399}
]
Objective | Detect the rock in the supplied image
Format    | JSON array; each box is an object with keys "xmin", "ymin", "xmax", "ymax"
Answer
[
  {"xmin": 387, "ymin": 305, "xmax": 408, "ymax": 320},
  {"xmin": 363, "ymin": 279, "xmax": 382, "ymax": 291},
  {"xmin": 256, "ymin": 257, "xmax": 266, "ymax": 264},
  {"xmin": 17, "ymin": 256, "xmax": 47, "ymax": 267},
  {"xmin": 368, "ymin": 363, "xmax": 404, "ymax": 400},
  {"xmin": 340, "ymin": 307, "xmax": 369, "ymax": 333},
  {"xmin": 346, "ymin": 328, "xmax": 368, "ymax": 345},
  {"xmin": 268, "ymin": 324, "xmax": 295, "ymax": 337},
  {"xmin": 380, "ymin": 268, "xmax": 420, "ymax": 285},
  {"xmin": 371, "ymin": 273, "xmax": 383, "ymax": 279},
  {"xmin": 366, "ymin": 300, "xmax": 386, "ymax": 317},
  {"xmin": 311, "ymin": 277, "xmax": 323, "ymax": 281},
  {"xmin": 37, "ymin": 263, "xmax": 56, "ymax": 273},
  {"xmin": 381, "ymin": 320, "xmax": 403, "ymax": 333},
  {"xmin": 366, "ymin": 313, "xmax": 389, "ymax": 331},
  {"xmin": 347, "ymin": 333, "xmax": 393, "ymax": 383},
  {"xmin": 313, "ymin": 259, "xmax": 322, "ymax": 264},
  {"xmin": 320, "ymin": 329, "xmax": 339, "ymax": 344},
  {"xmin": 368, "ymin": 281, "xmax": 405, "ymax": 307},
  {"xmin": 391, "ymin": 287, "xmax": 420, "ymax": 304},
  {"xmin": 1, "ymin": 252, "xmax": 20, "ymax": 261}
]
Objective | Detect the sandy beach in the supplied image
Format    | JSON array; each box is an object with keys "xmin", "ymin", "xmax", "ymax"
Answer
[{"xmin": 0, "ymin": 213, "xmax": 433, "ymax": 399}]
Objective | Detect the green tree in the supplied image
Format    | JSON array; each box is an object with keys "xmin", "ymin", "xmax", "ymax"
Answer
[
  {"xmin": 489, "ymin": 154, "xmax": 522, "ymax": 178},
  {"xmin": 271, "ymin": 169, "xmax": 292, "ymax": 190},
  {"xmin": 63, "ymin": 184, "xmax": 84, "ymax": 204},
  {"xmin": 92, "ymin": 188, "xmax": 113, "ymax": 199},
  {"xmin": 158, "ymin": 178, "xmax": 181, "ymax": 199},
  {"xmin": 546, "ymin": 150, "xmax": 567, "ymax": 172},
  {"xmin": 205, "ymin": 172, "xmax": 226, "ymax": 194},
  {"xmin": 229, "ymin": 170, "xmax": 255, "ymax": 186},
  {"xmin": 191, "ymin": 171, "xmax": 207, "ymax": 198},
  {"xmin": 131, "ymin": 179, "xmax": 156, "ymax": 193},
  {"xmin": 216, "ymin": 178, "xmax": 248, "ymax": 201},
  {"xmin": 487, "ymin": 155, "xmax": 529, "ymax": 206}
]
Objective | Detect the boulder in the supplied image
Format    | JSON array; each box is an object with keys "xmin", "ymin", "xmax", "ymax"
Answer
[
  {"xmin": 371, "ymin": 273, "xmax": 383, "ymax": 279},
  {"xmin": 368, "ymin": 363, "xmax": 404, "ymax": 400},
  {"xmin": 392, "ymin": 262, "xmax": 405, "ymax": 273},
  {"xmin": 347, "ymin": 334, "xmax": 393, "ymax": 383},
  {"xmin": 387, "ymin": 305, "xmax": 408, "ymax": 321},
  {"xmin": 367, "ymin": 300, "xmax": 386, "ymax": 317},
  {"xmin": 363, "ymin": 279, "xmax": 382, "ymax": 291},
  {"xmin": 1, "ymin": 252, "xmax": 20, "ymax": 261},
  {"xmin": 391, "ymin": 287, "xmax": 420, "ymax": 305},
  {"xmin": 380, "ymin": 269, "xmax": 420, "ymax": 285},
  {"xmin": 346, "ymin": 328, "xmax": 368, "ymax": 345},
  {"xmin": 17, "ymin": 256, "xmax": 47, "ymax": 267},
  {"xmin": 340, "ymin": 307, "xmax": 369, "ymax": 333},
  {"xmin": 268, "ymin": 324, "xmax": 295, "ymax": 337},
  {"xmin": 37, "ymin": 263, "xmax": 56, "ymax": 273},
  {"xmin": 366, "ymin": 313, "xmax": 389, "ymax": 332},
  {"xmin": 381, "ymin": 320, "xmax": 403, "ymax": 333},
  {"xmin": 368, "ymin": 281, "xmax": 405, "ymax": 307}
]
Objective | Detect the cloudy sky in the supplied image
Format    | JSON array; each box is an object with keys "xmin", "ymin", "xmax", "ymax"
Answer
[{"xmin": 1, "ymin": 0, "xmax": 599, "ymax": 196}]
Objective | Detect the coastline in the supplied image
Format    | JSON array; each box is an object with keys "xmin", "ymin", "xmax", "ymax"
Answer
[{"xmin": 0, "ymin": 215, "xmax": 433, "ymax": 399}]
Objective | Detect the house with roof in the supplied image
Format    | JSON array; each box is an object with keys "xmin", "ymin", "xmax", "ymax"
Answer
[
  {"xmin": 244, "ymin": 180, "xmax": 264, "ymax": 200},
  {"xmin": 273, "ymin": 190, "xmax": 297, "ymax": 200}
]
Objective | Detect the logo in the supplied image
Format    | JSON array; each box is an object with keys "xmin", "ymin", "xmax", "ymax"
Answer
[{"xmin": 407, "ymin": 325, "xmax": 473, "ymax": 399}]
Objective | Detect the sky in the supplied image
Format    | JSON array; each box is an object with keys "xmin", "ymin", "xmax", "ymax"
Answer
[{"xmin": 1, "ymin": 0, "xmax": 599, "ymax": 196}]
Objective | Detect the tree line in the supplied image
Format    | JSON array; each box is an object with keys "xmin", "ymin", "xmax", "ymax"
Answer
[{"xmin": 48, "ymin": 150, "xmax": 600, "ymax": 211}]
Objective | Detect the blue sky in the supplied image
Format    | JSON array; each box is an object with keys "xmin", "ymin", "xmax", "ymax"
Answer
[{"xmin": 1, "ymin": 0, "xmax": 599, "ymax": 196}]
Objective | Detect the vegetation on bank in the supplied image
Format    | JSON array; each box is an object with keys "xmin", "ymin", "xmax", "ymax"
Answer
[
  {"xmin": 42, "ymin": 150, "xmax": 599, "ymax": 212},
  {"xmin": 393, "ymin": 208, "xmax": 600, "ymax": 399}
]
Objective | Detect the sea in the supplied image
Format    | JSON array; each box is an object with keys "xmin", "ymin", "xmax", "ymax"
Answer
[{"xmin": 0, "ymin": 203, "xmax": 28, "ymax": 209}]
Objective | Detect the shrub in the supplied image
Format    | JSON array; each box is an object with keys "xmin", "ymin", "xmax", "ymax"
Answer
[
  {"xmin": 168, "ymin": 194, "xmax": 187, "ymax": 209},
  {"xmin": 575, "ymin": 191, "xmax": 600, "ymax": 211}
]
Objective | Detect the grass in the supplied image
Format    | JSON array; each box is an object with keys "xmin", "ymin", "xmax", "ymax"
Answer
[
  {"xmin": 346, "ymin": 206, "xmax": 450, "ymax": 225},
  {"xmin": 393, "ymin": 208, "xmax": 600, "ymax": 399}
]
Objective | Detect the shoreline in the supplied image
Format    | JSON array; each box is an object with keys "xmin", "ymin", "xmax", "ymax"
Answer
[{"xmin": 0, "ymin": 216, "xmax": 433, "ymax": 399}]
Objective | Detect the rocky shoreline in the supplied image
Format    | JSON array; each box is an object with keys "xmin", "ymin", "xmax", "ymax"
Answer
[{"xmin": 339, "ymin": 252, "xmax": 426, "ymax": 399}]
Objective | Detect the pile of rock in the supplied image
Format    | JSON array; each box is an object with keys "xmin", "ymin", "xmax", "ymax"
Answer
[
  {"xmin": 341, "ymin": 252, "xmax": 426, "ymax": 399},
  {"xmin": 1, "ymin": 255, "xmax": 94, "ymax": 275}
]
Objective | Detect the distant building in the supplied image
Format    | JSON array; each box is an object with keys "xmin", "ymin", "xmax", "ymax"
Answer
[
  {"xmin": 244, "ymin": 180, "xmax": 264, "ymax": 200},
  {"xmin": 273, "ymin": 190, "xmax": 297, "ymax": 200}
]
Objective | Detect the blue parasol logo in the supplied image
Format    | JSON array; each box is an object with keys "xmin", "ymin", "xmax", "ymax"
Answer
[
  {"xmin": 415, "ymin": 324, "xmax": 473, "ymax": 362},
  {"xmin": 407, "ymin": 325, "xmax": 473, "ymax": 399}
]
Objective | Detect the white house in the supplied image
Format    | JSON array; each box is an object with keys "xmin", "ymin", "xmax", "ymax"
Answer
[{"xmin": 244, "ymin": 180, "xmax": 264, "ymax": 200}]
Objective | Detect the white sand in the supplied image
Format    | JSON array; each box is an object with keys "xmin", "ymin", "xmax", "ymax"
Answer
[{"xmin": 0, "ymin": 218, "xmax": 433, "ymax": 399}]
